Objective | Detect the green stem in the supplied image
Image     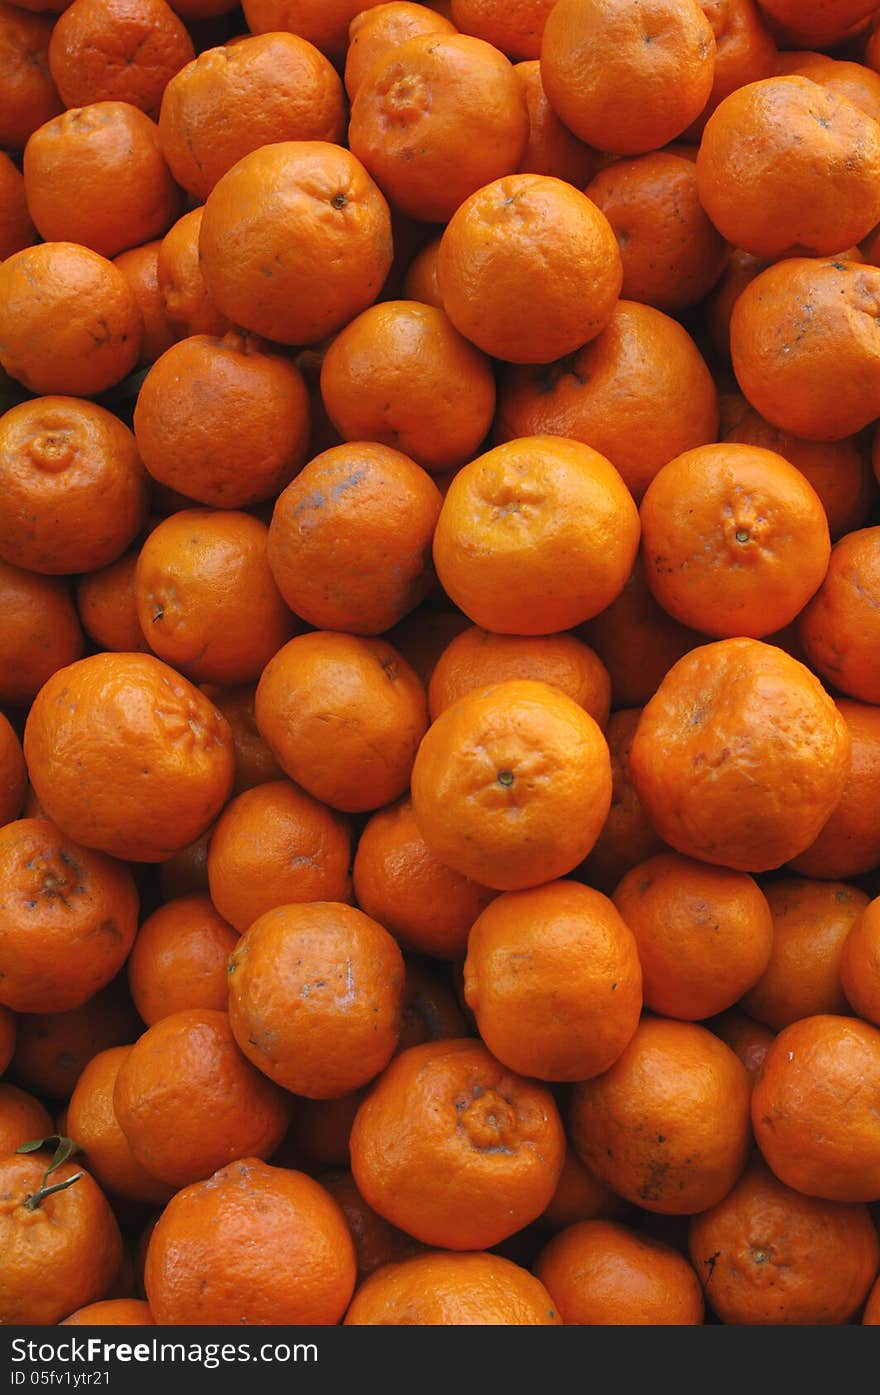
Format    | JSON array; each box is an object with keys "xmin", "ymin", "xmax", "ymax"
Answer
[{"xmin": 24, "ymin": 1171, "xmax": 85, "ymax": 1211}]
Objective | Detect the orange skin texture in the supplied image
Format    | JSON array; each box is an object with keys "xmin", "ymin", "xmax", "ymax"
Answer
[
  {"xmin": 578, "ymin": 707, "xmax": 667, "ymax": 894},
  {"xmin": 348, "ymin": 34, "xmax": 528, "ymax": 224},
  {"xmin": 411, "ymin": 679, "xmax": 613, "ymax": 892},
  {"xmin": 639, "ymin": 443, "xmax": 831, "ymax": 639},
  {"xmin": 203, "ymin": 684, "xmax": 283, "ymax": 795},
  {"xmin": 540, "ymin": 0, "xmax": 716, "ymax": 155},
  {"xmin": 398, "ymin": 959, "xmax": 469, "ymax": 1053},
  {"xmin": 570, "ymin": 1018, "xmax": 751, "ymax": 1216},
  {"xmin": 156, "ymin": 208, "xmax": 230, "ymax": 339},
  {"xmin": 135, "ymin": 508, "xmax": 298, "ymax": 684},
  {"xmin": 345, "ymin": 1250, "xmax": 561, "ymax": 1325},
  {"xmin": 613, "ymin": 853, "xmax": 773, "ymax": 1022},
  {"xmin": 586, "ymin": 153, "xmax": 727, "ymax": 313},
  {"xmin": 536, "ymin": 1220, "xmax": 705, "ymax": 1326},
  {"xmin": 496, "ymin": 301, "xmax": 719, "ymax": 502},
  {"xmin": 760, "ymin": 0, "xmax": 877, "ymax": 38},
  {"xmin": 62, "ymin": 1299, "xmax": 154, "ymax": 1325},
  {"xmin": 291, "ymin": 1090, "xmax": 366, "ymax": 1170},
  {"xmin": 688, "ymin": 1161, "xmax": 880, "ymax": 1324},
  {"xmin": 724, "ymin": 405, "xmax": 875, "ymax": 542},
  {"xmin": 450, "ymin": 0, "xmax": 555, "ymax": 57},
  {"xmin": 687, "ymin": 0, "xmax": 777, "ymax": 133},
  {"xmin": 781, "ymin": 53, "xmax": 880, "ymax": 122},
  {"xmin": 0, "ymin": 818, "xmax": 138, "ymax": 1015},
  {"xmin": 741, "ymin": 879, "xmax": 868, "ymax": 1030},
  {"xmin": 0, "ymin": 397, "xmax": 148, "ymax": 577},
  {"xmin": 48, "ymin": 0, "xmax": 194, "ymax": 113},
  {"xmin": 0, "ymin": 1084, "xmax": 52, "ymax": 1155},
  {"xmin": 25, "ymin": 653, "xmax": 234, "ymax": 864},
  {"xmin": 114, "ymin": 1009, "xmax": 292, "ymax": 1188},
  {"xmin": 433, "ymin": 437, "xmax": 640, "ymax": 635},
  {"xmin": 438, "ymin": 175, "xmax": 621, "ymax": 365},
  {"xmin": 0, "ymin": 3, "xmax": 62, "ymax": 151},
  {"xmin": 255, "ymin": 632, "xmax": 428, "ymax": 814},
  {"xmin": 239, "ymin": 0, "xmax": 387, "ymax": 60},
  {"xmin": 799, "ymin": 527, "xmax": 880, "ymax": 703},
  {"xmin": 513, "ymin": 60, "xmax": 600, "ymax": 184},
  {"xmin": 113, "ymin": 242, "xmax": 176, "ymax": 368},
  {"xmin": 385, "ymin": 602, "xmax": 470, "ymax": 687},
  {"xmin": 267, "ymin": 442, "xmax": 442, "ymax": 634},
  {"xmin": 841, "ymin": 897, "xmax": 880, "ymax": 1026},
  {"xmin": 66, "ymin": 1046, "xmax": 175, "ymax": 1205},
  {"xmin": 403, "ymin": 237, "xmax": 443, "ymax": 307},
  {"xmin": 199, "ymin": 141, "xmax": 394, "ymax": 347},
  {"xmin": 463, "ymin": 880, "xmax": 642, "ymax": 1083},
  {"xmin": 0, "ymin": 243, "xmax": 141, "ymax": 398},
  {"xmin": 158, "ymin": 827, "xmax": 212, "ymax": 902},
  {"xmin": 540, "ymin": 1147, "xmax": 621, "ymax": 1231},
  {"xmin": 752, "ymin": 1014, "xmax": 880, "ymax": 1202},
  {"xmin": 126, "ymin": 894, "xmax": 238, "ymax": 1024},
  {"xmin": 207, "ymin": 780, "xmax": 352, "ymax": 932},
  {"xmin": 134, "ymin": 331, "xmax": 310, "ymax": 508},
  {"xmin": 706, "ymin": 248, "xmax": 766, "ymax": 362},
  {"xmin": 0, "ymin": 153, "xmax": 36, "ymax": 261},
  {"xmin": 350, "ymin": 1038, "xmax": 565, "ymax": 1250},
  {"xmin": 159, "ymin": 33, "xmax": 345, "ymax": 201},
  {"xmin": 428, "ymin": 627, "xmax": 611, "ymax": 726},
  {"xmin": 0, "ymin": 716, "xmax": 26, "ymax": 830},
  {"xmin": 730, "ymin": 258, "xmax": 880, "ymax": 441},
  {"xmin": 345, "ymin": 4, "xmax": 456, "ymax": 99},
  {"xmin": 630, "ymin": 638, "xmax": 852, "ymax": 873},
  {"xmin": 0, "ymin": 1155, "xmax": 122, "ymax": 1326},
  {"xmin": 76, "ymin": 549, "xmax": 148, "ymax": 654},
  {"xmin": 0, "ymin": 565, "xmax": 84, "ymax": 708},
  {"xmin": 320, "ymin": 302, "xmax": 496, "ymax": 474},
  {"xmin": 145, "ymin": 1158, "xmax": 357, "ymax": 1324},
  {"xmin": 352, "ymin": 796, "xmax": 497, "ymax": 960},
  {"xmin": 9, "ymin": 978, "xmax": 140, "ymax": 1100},
  {"xmin": 320, "ymin": 1169, "xmax": 422, "ymax": 1280},
  {"xmin": 228, "ymin": 901, "xmax": 404, "ymax": 1099}
]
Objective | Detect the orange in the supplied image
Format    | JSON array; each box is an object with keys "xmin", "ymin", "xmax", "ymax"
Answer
[
  {"xmin": 159, "ymin": 33, "xmax": 345, "ymax": 201},
  {"xmin": 613, "ymin": 852, "xmax": 773, "ymax": 1020},
  {"xmin": 255, "ymin": 632, "xmax": 428, "ymax": 814},
  {"xmin": 207, "ymin": 780, "xmax": 352, "ymax": 932},
  {"xmin": 350, "ymin": 1038, "xmax": 564, "ymax": 1249},
  {"xmin": 156, "ymin": 207, "xmax": 230, "ymax": 339},
  {"xmin": 345, "ymin": 4, "xmax": 456, "ymax": 99},
  {"xmin": 398, "ymin": 959, "xmax": 469, "ymax": 1052},
  {"xmin": 0, "ymin": 1083, "xmax": 52, "ymax": 1155},
  {"xmin": 76, "ymin": 548, "xmax": 148, "ymax": 655},
  {"xmin": 463, "ymin": 880, "xmax": 642, "ymax": 1081},
  {"xmin": 48, "ymin": 0, "xmax": 194, "ymax": 113},
  {"xmin": 540, "ymin": 1147, "xmax": 620, "ymax": 1231},
  {"xmin": 145, "ymin": 1158, "xmax": 356, "ymax": 1324},
  {"xmin": 0, "ymin": 153, "xmax": 35, "ymax": 261},
  {"xmin": 113, "ymin": 242, "xmax": 176, "ymax": 367},
  {"xmin": 630, "ymin": 639, "xmax": 851, "ymax": 873},
  {"xmin": 320, "ymin": 1168, "xmax": 422, "ymax": 1280},
  {"xmin": 433, "ymin": 437, "xmax": 640, "ymax": 634},
  {"xmin": 577, "ymin": 707, "xmax": 667, "ymax": 893},
  {"xmin": 0, "ymin": 3, "xmax": 62, "ymax": 152},
  {"xmin": 0, "ymin": 715, "xmax": 26, "ymax": 831},
  {"xmin": 752, "ymin": 1014, "xmax": 880, "ymax": 1202},
  {"xmin": 66, "ymin": 1046, "xmax": 174, "ymax": 1205},
  {"xmin": 741, "ymin": 879, "xmax": 868, "ymax": 1030},
  {"xmin": 238, "ymin": 0, "xmax": 387, "ymax": 61},
  {"xmin": 411, "ymin": 679, "xmax": 612, "ymax": 891},
  {"xmin": 781, "ymin": 53, "xmax": 880, "ymax": 122},
  {"xmin": 706, "ymin": 1009, "xmax": 774, "ymax": 1088},
  {"xmin": 126, "ymin": 894, "xmax": 238, "ymax": 1024},
  {"xmin": 0, "ymin": 243, "xmax": 141, "ymax": 397},
  {"xmin": 760, "ymin": 0, "xmax": 877, "ymax": 40},
  {"xmin": 199, "ymin": 141, "xmax": 393, "ymax": 346},
  {"xmin": 451, "ymin": 0, "xmax": 554, "ymax": 57},
  {"xmin": 345, "ymin": 1251, "xmax": 560, "ymax": 1324},
  {"xmin": 799, "ymin": 527, "xmax": 880, "ymax": 703},
  {"xmin": 0, "ymin": 565, "xmax": 83, "ymax": 709},
  {"xmin": 385, "ymin": 601, "xmax": 470, "ymax": 687},
  {"xmin": 687, "ymin": 0, "xmax": 777, "ymax": 133},
  {"xmin": 9, "ymin": 978, "xmax": 140, "ymax": 1100},
  {"xmin": 0, "ymin": 818, "xmax": 138, "ymax": 1014},
  {"xmin": 267, "ymin": 442, "xmax": 441, "ymax": 634},
  {"xmin": 536, "ymin": 1220, "xmax": 704, "ymax": 1325},
  {"xmin": 228, "ymin": 902, "xmax": 404, "ymax": 1098},
  {"xmin": 513, "ymin": 59, "xmax": 599, "ymax": 184},
  {"xmin": 62, "ymin": 1299, "xmax": 154, "ymax": 1325},
  {"xmin": 158, "ymin": 828, "xmax": 212, "ymax": 902},
  {"xmin": 540, "ymin": 0, "xmax": 716, "ymax": 154},
  {"xmin": 841, "ymin": 897, "xmax": 880, "ymax": 1026},
  {"xmin": 24, "ymin": 652, "xmax": 234, "ymax": 863},
  {"xmin": 203, "ymin": 684, "xmax": 283, "ymax": 795},
  {"xmin": 403, "ymin": 236, "xmax": 443, "ymax": 307},
  {"xmin": 348, "ymin": 33, "xmax": 527, "ymax": 223},
  {"xmin": 707, "ymin": 248, "xmax": 766, "ymax": 361},
  {"xmin": 570, "ymin": 1017, "xmax": 751, "ymax": 1215},
  {"xmin": 289, "ymin": 1091, "xmax": 366, "ymax": 1171},
  {"xmin": 639, "ymin": 443, "xmax": 831, "ymax": 638}
]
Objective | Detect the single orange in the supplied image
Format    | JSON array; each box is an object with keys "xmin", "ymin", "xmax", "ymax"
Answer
[{"xmin": 126, "ymin": 894, "xmax": 238, "ymax": 1025}]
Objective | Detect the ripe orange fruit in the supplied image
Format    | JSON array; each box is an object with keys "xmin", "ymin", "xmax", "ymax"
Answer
[
  {"xmin": 345, "ymin": 1251, "xmax": 561, "ymax": 1324},
  {"xmin": 0, "ymin": 565, "xmax": 84, "ymax": 708},
  {"xmin": 156, "ymin": 207, "xmax": 230, "ymax": 339},
  {"xmin": 705, "ymin": 1008, "xmax": 775, "ymax": 1090},
  {"xmin": 202, "ymin": 684, "xmax": 282, "ymax": 795},
  {"xmin": 126, "ymin": 894, "xmax": 238, "ymax": 1024},
  {"xmin": 113, "ymin": 242, "xmax": 176, "ymax": 367},
  {"xmin": 9, "ymin": 978, "xmax": 140, "ymax": 1100},
  {"xmin": 760, "ymin": 0, "xmax": 877, "ymax": 41},
  {"xmin": 239, "ymin": 0, "xmax": 387, "ymax": 61},
  {"xmin": 402, "ymin": 236, "xmax": 443, "ymax": 307},
  {"xmin": 536, "ymin": 1220, "xmax": 704, "ymax": 1325},
  {"xmin": 76, "ymin": 548, "xmax": 147, "ymax": 655},
  {"xmin": 0, "ymin": 3, "xmax": 62, "ymax": 152},
  {"xmin": 345, "ymin": 3, "xmax": 456, "ymax": 99},
  {"xmin": 62, "ymin": 1299, "xmax": 154, "ymax": 1325},
  {"xmin": 0, "ymin": 153, "xmax": 35, "ymax": 261},
  {"xmin": 540, "ymin": 1147, "xmax": 620, "ymax": 1231},
  {"xmin": 577, "ymin": 707, "xmax": 667, "ymax": 893},
  {"xmin": 66, "ymin": 1046, "xmax": 174, "ymax": 1205},
  {"xmin": 320, "ymin": 1168, "xmax": 422, "ymax": 1280},
  {"xmin": 513, "ymin": 59, "xmax": 599, "ymax": 184},
  {"xmin": 398, "ymin": 959, "xmax": 469, "ymax": 1053},
  {"xmin": 799, "ymin": 527, "xmax": 880, "ymax": 703},
  {"xmin": 688, "ymin": 0, "xmax": 777, "ymax": 132},
  {"xmin": 781, "ymin": 52, "xmax": 880, "ymax": 122},
  {"xmin": 0, "ymin": 1083, "xmax": 52, "ymax": 1155},
  {"xmin": 290, "ymin": 1091, "xmax": 366, "ymax": 1171},
  {"xmin": 840, "ymin": 898, "xmax": 880, "ymax": 1027},
  {"xmin": 48, "ymin": 0, "xmax": 194, "ymax": 113},
  {"xmin": 0, "ymin": 715, "xmax": 26, "ymax": 831}
]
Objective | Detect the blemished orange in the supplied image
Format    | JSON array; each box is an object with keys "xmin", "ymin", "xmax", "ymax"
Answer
[
  {"xmin": 202, "ymin": 684, "xmax": 283, "ymax": 795},
  {"xmin": 513, "ymin": 59, "xmax": 599, "ymax": 184},
  {"xmin": 841, "ymin": 898, "xmax": 880, "ymax": 1027},
  {"xmin": 411, "ymin": 679, "xmax": 612, "ymax": 891},
  {"xmin": 350, "ymin": 1038, "xmax": 565, "ymax": 1249},
  {"xmin": 114, "ymin": 1009, "xmax": 292, "ymax": 1188},
  {"xmin": 0, "ymin": 715, "xmax": 26, "ymax": 830},
  {"xmin": 0, "ymin": 3, "xmax": 62, "ymax": 152},
  {"xmin": 688, "ymin": 0, "xmax": 777, "ymax": 133},
  {"xmin": 741, "ymin": 879, "xmax": 868, "ymax": 1030},
  {"xmin": 66, "ymin": 1046, "xmax": 174, "ymax": 1205},
  {"xmin": 145, "ymin": 1158, "xmax": 356, "ymax": 1324},
  {"xmin": 126, "ymin": 894, "xmax": 238, "ymax": 1024},
  {"xmin": 227, "ymin": 902, "xmax": 404, "ymax": 1098},
  {"xmin": 433, "ymin": 436, "xmax": 639, "ymax": 635},
  {"xmin": 463, "ymin": 880, "xmax": 642, "ymax": 1082},
  {"xmin": 345, "ymin": 4, "xmax": 456, "ymax": 99},
  {"xmin": 0, "ymin": 153, "xmax": 35, "ymax": 261},
  {"xmin": 0, "ymin": 818, "xmax": 138, "ymax": 1014},
  {"xmin": 613, "ymin": 853, "xmax": 773, "ymax": 1021},
  {"xmin": 536, "ymin": 1220, "xmax": 704, "ymax": 1326},
  {"xmin": 0, "ymin": 1083, "xmax": 52, "ymax": 1155},
  {"xmin": 320, "ymin": 1169, "xmax": 422, "ymax": 1281},
  {"xmin": 199, "ymin": 141, "xmax": 393, "ymax": 346},
  {"xmin": 112, "ymin": 242, "xmax": 176, "ymax": 367},
  {"xmin": 134, "ymin": 331, "xmax": 310, "ymax": 508},
  {"xmin": 9, "ymin": 978, "xmax": 140, "ymax": 1100},
  {"xmin": 438, "ymin": 175, "xmax": 621, "ymax": 364},
  {"xmin": 345, "ymin": 1251, "xmax": 561, "ymax": 1325},
  {"xmin": 76, "ymin": 548, "xmax": 148, "ymax": 655},
  {"xmin": 496, "ymin": 300, "xmax": 718, "ymax": 502},
  {"xmin": 630, "ymin": 639, "xmax": 851, "ymax": 873},
  {"xmin": 158, "ymin": 33, "xmax": 345, "ymax": 201},
  {"xmin": 0, "ymin": 564, "xmax": 83, "ymax": 709},
  {"xmin": 48, "ymin": 0, "xmax": 194, "ymax": 113},
  {"xmin": 24, "ymin": 652, "xmax": 234, "ymax": 864},
  {"xmin": 0, "ymin": 397, "xmax": 148, "ymax": 577},
  {"xmin": 62, "ymin": 1299, "xmax": 154, "ymax": 1326},
  {"xmin": 540, "ymin": 0, "xmax": 716, "ymax": 154},
  {"xmin": 639, "ymin": 443, "xmax": 831, "ymax": 638},
  {"xmin": 156, "ymin": 208, "xmax": 230, "ymax": 339},
  {"xmin": 577, "ymin": 708, "xmax": 667, "ymax": 893},
  {"xmin": 255, "ymin": 632, "xmax": 428, "ymax": 814},
  {"xmin": 207, "ymin": 780, "xmax": 352, "ymax": 932},
  {"xmin": 267, "ymin": 442, "xmax": 441, "ymax": 634},
  {"xmin": 239, "ymin": 0, "xmax": 387, "ymax": 61},
  {"xmin": 348, "ymin": 33, "xmax": 527, "ymax": 223},
  {"xmin": 570, "ymin": 1017, "xmax": 751, "ymax": 1215},
  {"xmin": 799, "ymin": 527, "xmax": 880, "ymax": 703},
  {"xmin": 752, "ymin": 1014, "xmax": 880, "ymax": 1202},
  {"xmin": 0, "ymin": 243, "xmax": 141, "ymax": 398}
]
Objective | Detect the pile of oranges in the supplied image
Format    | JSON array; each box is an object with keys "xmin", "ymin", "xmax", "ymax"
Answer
[{"xmin": 4, "ymin": 0, "xmax": 880, "ymax": 1330}]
